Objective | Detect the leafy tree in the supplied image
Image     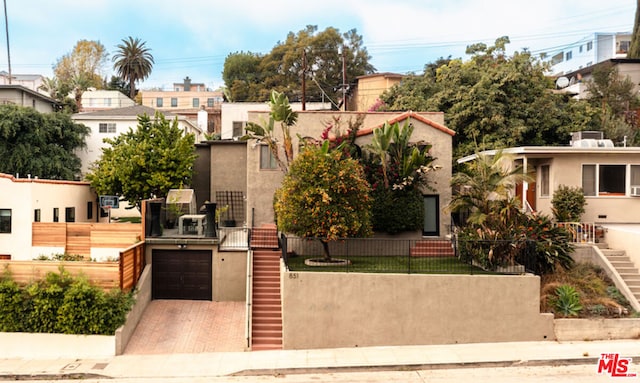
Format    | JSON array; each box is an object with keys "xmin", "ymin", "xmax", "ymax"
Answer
[
  {"xmin": 243, "ymin": 90, "xmax": 298, "ymax": 172},
  {"xmin": 54, "ymin": 40, "xmax": 108, "ymax": 111},
  {"xmin": 585, "ymin": 62, "xmax": 640, "ymax": 145},
  {"xmin": 224, "ymin": 26, "xmax": 375, "ymax": 103},
  {"xmin": 381, "ymin": 37, "xmax": 591, "ymax": 160},
  {"xmin": 112, "ymin": 36, "xmax": 154, "ymax": 99},
  {"xmin": 361, "ymin": 121, "xmax": 440, "ymax": 233},
  {"xmin": 38, "ymin": 76, "xmax": 77, "ymax": 113},
  {"xmin": 0, "ymin": 105, "xmax": 89, "ymax": 179},
  {"xmin": 104, "ymin": 75, "xmax": 131, "ymax": 96},
  {"xmin": 86, "ymin": 112, "xmax": 196, "ymax": 211},
  {"xmin": 274, "ymin": 141, "xmax": 372, "ymax": 260}
]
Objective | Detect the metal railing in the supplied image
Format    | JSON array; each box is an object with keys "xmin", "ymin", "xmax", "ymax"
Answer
[
  {"xmin": 281, "ymin": 235, "xmax": 534, "ymax": 275},
  {"xmin": 555, "ymin": 222, "xmax": 603, "ymax": 244},
  {"xmin": 218, "ymin": 226, "xmax": 250, "ymax": 251}
]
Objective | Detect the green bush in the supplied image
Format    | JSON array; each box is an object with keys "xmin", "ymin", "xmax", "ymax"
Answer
[
  {"xmin": 551, "ymin": 185, "xmax": 586, "ymax": 222},
  {"xmin": 0, "ymin": 268, "xmax": 134, "ymax": 335},
  {"xmin": 371, "ymin": 188, "xmax": 424, "ymax": 234},
  {"xmin": 550, "ymin": 284, "xmax": 583, "ymax": 317}
]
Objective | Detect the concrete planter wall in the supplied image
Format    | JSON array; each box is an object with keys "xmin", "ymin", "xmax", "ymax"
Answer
[{"xmin": 554, "ymin": 318, "xmax": 640, "ymax": 341}]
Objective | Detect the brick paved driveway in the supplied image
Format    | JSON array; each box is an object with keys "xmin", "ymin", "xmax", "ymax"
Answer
[{"xmin": 124, "ymin": 300, "xmax": 246, "ymax": 354}]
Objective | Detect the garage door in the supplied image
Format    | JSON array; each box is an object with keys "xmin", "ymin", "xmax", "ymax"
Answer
[{"xmin": 152, "ymin": 250, "xmax": 212, "ymax": 300}]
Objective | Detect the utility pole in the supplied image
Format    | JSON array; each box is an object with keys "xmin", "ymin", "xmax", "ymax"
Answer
[
  {"xmin": 3, "ymin": 0, "xmax": 10, "ymax": 84},
  {"xmin": 341, "ymin": 45, "xmax": 347, "ymax": 111},
  {"xmin": 301, "ymin": 49, "xmax": 306, "ymax": 111}
]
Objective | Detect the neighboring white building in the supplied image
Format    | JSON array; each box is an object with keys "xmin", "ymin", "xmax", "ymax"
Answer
[
  {"xmin": 0, "ymin": 173, "xmax": 103, "ymax": 260},
  {"xmin": 79, "ymin": 89, "xmax": 135, "ymax": 112},
  {"xmin": 72, "ymin": 105, "xmax": 203, "ymax": 178},
  {"xmin": 0, "ymin": 85, "xmax": 58, "ymax": 113},
  {"xmin": 0, "ymin": 71, "xmax": 46, "ymax": 94},
  {"xmin": 555, "ymin": 58, "xmax": 640, "ymax": 100},
  {"xmin": 546, "ymin": 32, "xmax": 631, "ymax": 76},
  {"xmin": 220, "ymin": 102, "xmax": 331, "ymax": 140}
]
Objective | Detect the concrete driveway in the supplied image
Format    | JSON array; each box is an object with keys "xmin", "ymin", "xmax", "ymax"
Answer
[{"xmin": 124, "ymin": 300, "xmax": 246, "ymax": 354}]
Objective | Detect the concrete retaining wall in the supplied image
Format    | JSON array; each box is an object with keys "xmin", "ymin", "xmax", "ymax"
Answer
[
  {"xmin": 115, "ymin": 265, "xmax": 152, "ymax": 354},
  {"xmin": 555, "ymin": 318, "xmax": 640, "ymax": 341},
  {"xmin": 281, "ymin": 265, "xmax": 555, "ymax": 349}
]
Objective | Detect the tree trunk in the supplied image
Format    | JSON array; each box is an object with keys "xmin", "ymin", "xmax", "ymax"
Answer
[{"xmin": 320, "ymin": 239, "xmax": 331, "ymax": 261}]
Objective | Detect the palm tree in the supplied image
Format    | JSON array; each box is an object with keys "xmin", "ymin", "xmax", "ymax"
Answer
[
  {"xmin": 112, "ymin": 36, "xmax": 154, "ymax": 99},
  {"xmin": 448, "ymin": 150, "xmax": 532, "ymax": 228}
]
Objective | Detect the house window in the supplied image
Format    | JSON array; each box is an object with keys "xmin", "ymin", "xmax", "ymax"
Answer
[
  {"xmin": 156, "ymin": 98, "xmax": 163, "ymax": 107},
  {"xmin": 587, "ymin": 41, "xmax": 593, "ymax": 51},
  {"xmin": 87, "ymin": 201, "xmax": 93, "ymax": 220},
  {"xmin": 260, "ymin": 145, "xmax": 278, "ymax": 170},
  {"xmin": 98, "ymin": 123, "xmax": 116, "ymax": 133},
  {"xmin": 599, "ymin": 165, "xmax": 625, "ymax": 195},
  {"xmin": 53, "ymin": 208, "xmax": 59, "ymax": 222},
  {"xmin": 583, "ymin": 164, "xmax": 629, "ymax": 196},
  {"xmin": 65, "ymin": 207, "xmax": 75, "ymax": 223},
  {"xmin": 540, "ymin": 165, "xmax": 550, "ymax": 197},
  {"xmin": 232, "ymin": 121, "xmax": 246, "ymax": 137},
  {"xmin": 34, "ymin": 209, "xmax": 41, "ymax": 222},
  {"xmin": 579, "ymin": 45, "xmax": 583, "ymax": 53},
  {"xmin": 192, "ymin": 98, "xmax": 200, "ymax": 108},
  {"xmin": 104, "ymin": 98, "xmax": 112, "ymax": 107},
  {"xmin": 565, "ymin": 51, "xmax": 572, "ymax": 61},
  {"xmin": 207, "ymin": 98, "xmax": 215, "ymax": 107},
  {"xmin": 631, "ymin": 165, "xmax": 640, "ymax": 187},
  {"xmin": 619, "ymin": 40, "xmax": 630, "ymax": 53},
  {"xmin": 171, "ymin": 98, "xmax": 178, "ymax": 107},
  {"xmin": 0, "ymin": 209, "xmax": 11, "ymax": 233}
]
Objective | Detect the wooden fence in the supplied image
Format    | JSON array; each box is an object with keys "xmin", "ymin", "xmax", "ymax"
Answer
[
  {"xmin": 1, "ymin": 241, "xmax": 145, "ymax": 291},
  {"xmin": 32, "ymin": 222, "xmax": 142, "ymax": 258}
]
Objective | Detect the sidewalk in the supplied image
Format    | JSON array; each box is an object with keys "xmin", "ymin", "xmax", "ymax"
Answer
[{"xmin": 1, "ymin": 340, "xmax": 639, "ymax": 380}]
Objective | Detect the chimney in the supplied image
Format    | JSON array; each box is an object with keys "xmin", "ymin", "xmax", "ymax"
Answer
[{"xmin": 184, "ymin": 76, "xmax": 192, "ymax": 91}]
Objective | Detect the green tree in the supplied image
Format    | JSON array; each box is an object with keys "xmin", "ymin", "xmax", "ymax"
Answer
[
  {"xmin": 274, "ymin": 141, "xmax": 372, "ymax": 260},
  {"xmin": 551, "ymin": 185, "xmax": 586, "ymax": 222},
  {"xmin": 104, "ymin": 75, "xmax": 131, "ymax": 96},
  {"xmin": 585, "ymin": 62, "xmax": 640, "ymax": 145},
  {"xmin": 0, "ymin": 105, "xmax": 89, "ymax": 179},
  {"xmin": 86, "ymin": 112, "xmax": 196, "ymax": 211},
  {"xmin": 112, "ymin": 36, "xmax": 154, "ymax": 99},
  {"xmin": 381, "ymin": 37, "xmax": 590, "ymax": 160},
  {"xmin": 362, "ymin": 121, "xmax": 439, "ymax": 233},
  {"xmin": 54, "ymin": 40, "xmax": 108, "ymax": 111},
  {"xmin": 224, "ymin": 26, "xmax": 375, "ymax": 103},
  {"xmin": 243, "ymin": 90, "xmax": 298, "ymax": 172}
]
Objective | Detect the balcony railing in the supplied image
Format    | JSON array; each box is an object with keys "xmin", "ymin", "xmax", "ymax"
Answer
[{"xmin": 555, "ymin": 222, "xmax": 604, "ymax": 244}]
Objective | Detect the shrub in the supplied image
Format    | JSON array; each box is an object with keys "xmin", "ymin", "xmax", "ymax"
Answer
[
  {"xmin": 0, "ymin": 269, "xmax": 134, "ymax": 335},
  {"xmin": 551, "ymin": 185, "xmax": 586, "ymax": 222},
  {"xmin": 371, "ymin": 188, "xmax": 423, "ymax": 233},
  {"xmin": 550, "ymin": 284, "xmax": 583, "ymax": 317}
]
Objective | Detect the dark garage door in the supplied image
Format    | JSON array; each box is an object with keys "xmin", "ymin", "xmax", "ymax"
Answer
[{"xmin": 152, "ymin": 250, "xmax": 212, "ymax": 300}]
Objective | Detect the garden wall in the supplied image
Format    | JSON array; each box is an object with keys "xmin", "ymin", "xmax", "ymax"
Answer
[{"xmin": 281, "ymin": 265, "xmax": 554, "ymax": 349}]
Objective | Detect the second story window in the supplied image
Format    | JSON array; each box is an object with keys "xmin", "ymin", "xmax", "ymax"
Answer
[
  {"xmin": 0, "ymin": 209, "xmax": 11, "ymax": 233},
  {"xmin": 587, "ymin": 41, "xmax": 593, "ymax": 51},
  {"xmin": 260, "ymin": 145, "xmax": 278, "ymax": 170},
  {"xmin": 207, "ymin": 98, "xmax": 214, "ymax": 107},
  {"xmin": 192, "ymin": 98, "xmax": 200, "ymax": 108},
  {"xmin": 156, "ymin": 98, "xmax": 163, "ymax": 107},
  {"xmin": 565, "ymin": 51, "xmax": 572, "ymax": 61},
  {"xmin": 171, "ymin": 98, "xmax": 178, "ymax": 107}
]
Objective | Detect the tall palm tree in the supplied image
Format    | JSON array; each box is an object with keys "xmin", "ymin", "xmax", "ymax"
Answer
[{"xmin": 112, "ymin": 36, "xmax": 154, "ymax": 99}]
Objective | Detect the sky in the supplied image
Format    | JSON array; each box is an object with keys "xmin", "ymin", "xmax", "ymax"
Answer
[{"xmin": 0, "ymin": 0, "xmax": 635, "ymax": 91}]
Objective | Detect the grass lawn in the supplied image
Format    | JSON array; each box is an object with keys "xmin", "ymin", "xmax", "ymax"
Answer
[{"xmin": 286, "ymin": 254, "xmax": 494, "ymax": 274}]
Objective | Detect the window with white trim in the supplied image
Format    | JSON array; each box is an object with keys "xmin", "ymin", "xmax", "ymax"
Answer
[
  {"xmin": 582, "ymin": 164, "xmax": 639, "ymax": 196},
  {"xmin": 540, "ymin": 165, "xmax": 550, "ymax": 197},
  {"xmin": 0, "ymin": 209, "xmax": 11, "ymax": 233}
]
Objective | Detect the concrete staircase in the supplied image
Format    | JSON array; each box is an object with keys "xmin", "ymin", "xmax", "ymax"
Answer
[
  {"xmin": 602, "ymin": 248, "xmax": 640, "ymax": 305},
  {"xmin": 251, "ymin": 224, "xmax": 279, "ymax": 250},
  {"xmin": 410, "ymin": 239, "xmax": 455, "ymax": 257}
]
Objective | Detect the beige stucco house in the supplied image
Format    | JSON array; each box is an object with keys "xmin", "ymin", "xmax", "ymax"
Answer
[
  {"xmin": 0, "ymin": 173, "xmax": 104, "ymax": 260},
  {"xmin": 458, "ymin": 132, "xmax": 640, "ymax": 224},
  {"xmin": 196, "ymin": 110, "xmax": 455, "ymax": 238},
  {"xmin": 0, "ymin": 85, "xmax": 57, "ymax": 113},
  {"xmin": 351, "ymin": 72, "xmax": 403, "ymax": 111}
]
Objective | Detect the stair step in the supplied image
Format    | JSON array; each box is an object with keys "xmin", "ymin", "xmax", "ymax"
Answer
[
  {"xmin": 620, "ymin": 274, "xmax": 640, "ymax": 282},
  {"xmin": 253, "ymin": 323, "xmax": 282, "ymax": 331},
  {"xmin": 609, "ymin": 261, "xmax": 636, "ymax": 269},
  {"xmin": 252, "ymin": 336, "xmax": 283, "ymax": 345},
  {"xmin": 602, "ymin": 249, "xmax": 627, "ymax": 256},
  {"xmin": 251, "ymin": 344, "xmax": 282, "ymax": 351},
  {"xmin": 253, "ymin": 330, "xmax": 283, "ymax": 338},
  {"xmin": 252, "ymin": 317, "xmax": 282, "ymax": 325}
]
